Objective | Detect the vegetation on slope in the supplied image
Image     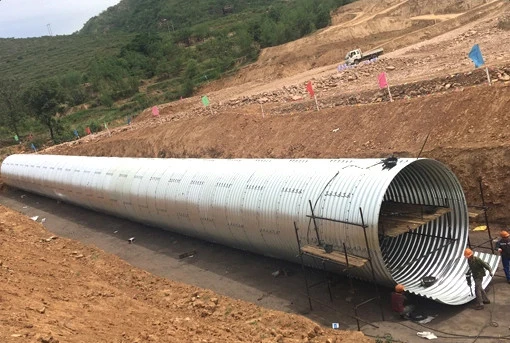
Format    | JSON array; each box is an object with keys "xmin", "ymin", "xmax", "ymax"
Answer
[{"xmin": 0, "ymin": 0, "xmax": 353, "ymax": 148}]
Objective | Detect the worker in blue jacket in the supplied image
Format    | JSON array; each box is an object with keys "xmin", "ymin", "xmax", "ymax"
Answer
[{"xmin": 496, "ymin": 230, "xmax": 510, "ymax": 283}]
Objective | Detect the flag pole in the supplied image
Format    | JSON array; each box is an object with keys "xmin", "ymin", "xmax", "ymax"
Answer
[
  {"xmin": 306, "ymin": 81, "xmax": 318, "ymax": 110},
  {"xmin": 485, "ymin": 66, "xmax": 492, "ymax": 86},
  {"xmin": 386, "ymin": 85, "xmax": 393, "ymax": 102}
]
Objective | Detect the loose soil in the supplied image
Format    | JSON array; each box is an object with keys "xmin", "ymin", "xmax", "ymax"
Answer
[{"xmin": 2, "ymin": 0, "xmax": 510, "ymax": 342}]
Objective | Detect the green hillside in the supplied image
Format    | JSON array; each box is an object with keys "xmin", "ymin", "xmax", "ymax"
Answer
[
  {"xmin": 0, "ymin": 34, "xmax": 132, "ymax": 84},
  {"xmin": 0, "ymin": 0, "xmax": 353, "ymax": 150},
  {"xmin": 81, "ymin": 0, "xmax": 280, "ymax": 34}
]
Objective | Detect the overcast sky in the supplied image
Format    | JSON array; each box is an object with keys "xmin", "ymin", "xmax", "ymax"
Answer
[{"xmin": 0, "ymin": 0, "xmax": 122, "ymax": 38}]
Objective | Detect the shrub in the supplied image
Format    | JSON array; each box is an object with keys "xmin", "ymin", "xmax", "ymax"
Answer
[
  {"xmin": 164, "ymin": 90, "xmax": 181, "ymax": 101},
  {"xmin": 99, "ymin": 93, "xmax": 114, "ymax": 108},
  {"xmin": 180, "ymin": 78, "xmax": 194, "ymax": 97},
  {"xmin": 53, "ymin": 120, "xmax": 74, "ymax": 143},
  {"xmin": 133, "ymin": 93, "xmax": 150, "ymax": 110},
  {"xmin": 88, "ymin": 120, "xmax": 104, "ymax": 134}
]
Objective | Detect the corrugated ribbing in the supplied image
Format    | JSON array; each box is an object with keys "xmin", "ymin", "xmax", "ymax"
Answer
[{"xmin": 1, "ymin": 155, "xmax": 498, "ymax": 305}]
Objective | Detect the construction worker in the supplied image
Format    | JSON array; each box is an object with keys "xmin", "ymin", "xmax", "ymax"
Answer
[
  {"xmin": 391, "ymin": 284, "xmax": 415, "ymax": 319},
  {"xmin": 464, "ymin": 248, "xmax": 493, "ymax": 310},
  {"xmin": 496, "ymin": 230, "xmax": 510, "ymax": 283}
]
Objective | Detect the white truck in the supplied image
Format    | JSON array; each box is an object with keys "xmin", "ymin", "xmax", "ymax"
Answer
[{"xmin": 345, "ymin": 48, "xmax": 384, "ymax": 65}]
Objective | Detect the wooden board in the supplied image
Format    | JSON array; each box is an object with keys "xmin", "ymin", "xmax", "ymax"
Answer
[
  {"xmin": 379, "ymin": 201, "xmax": 451, "ymax": 237},
  {"xmin": 467, "ymin": 206, "xmax": 485, "ymax": 219},
  {"xmin": 300, "ymin": 245, "xmax": 367, "ymax": 268}
]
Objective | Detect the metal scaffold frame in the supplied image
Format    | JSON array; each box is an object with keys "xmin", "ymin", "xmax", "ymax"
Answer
[
  {"xmin": 294, "ymin": 203, "xmax": 385, "ymax": 331},
  {"xmin": 468, "ymin": 178, "xmax": 495, "ymax": 254}
]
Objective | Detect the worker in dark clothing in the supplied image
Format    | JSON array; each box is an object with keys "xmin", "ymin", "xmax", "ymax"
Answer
[
  {"xmin": 464, "ymin": 248, "xmax": 493, "ymax": 310},
  {"xmin": 391, "ymin": 284, "xmax": 415, "ymax": 318},
  {"xmin": 496, "ymin": 230, "xmax": 510, "ymax": 283}
]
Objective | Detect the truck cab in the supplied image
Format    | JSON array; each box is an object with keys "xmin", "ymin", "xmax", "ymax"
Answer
[{"xmin": 345, "ymin": 49, "xmax": 362, "ymax": 65}]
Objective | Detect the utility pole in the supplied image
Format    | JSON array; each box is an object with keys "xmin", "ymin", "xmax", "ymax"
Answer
[{"xmin": 47, "ymin": 23, "xmax": 53, "ymax": 36}]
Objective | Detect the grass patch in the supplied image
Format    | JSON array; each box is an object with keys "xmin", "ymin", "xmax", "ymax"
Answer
[{"xmin": 61, "ymin": 107, "xmax": 126, "ymax": 134}]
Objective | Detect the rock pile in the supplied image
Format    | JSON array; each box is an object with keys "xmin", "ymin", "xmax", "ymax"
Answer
[{"xmin": 189, "ymin": 63, "xmax": 510, "ymax": 117}]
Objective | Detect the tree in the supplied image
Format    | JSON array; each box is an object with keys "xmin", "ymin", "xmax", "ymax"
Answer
[
  {"xmin": 315, "ymin": 3, "xmax": 332, "ymax": 29},
  {"xmin": 181, "ymin": 78, "xmax": 194, "ymax": 97},
  {"xmin": 24, "ymin": 79, "xmax": 66, "ymax": 143},
  {"xmin": 184, "ymin": 59, "xmax": 199, "ymax": 80},
  {"xmin": 260, "ymin": 18, "xmax": 278, "ymax": 47},
  {"xmin": 59, "ymin": 71, "xmax": 87, "ymax": 106},
  {"xmin": 0, "ymin": 79, "xmax": 26, "ymax": 138}
]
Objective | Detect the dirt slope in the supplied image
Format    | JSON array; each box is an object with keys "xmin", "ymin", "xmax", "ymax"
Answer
[
  {"xmin": 0, "ymin": 205, "xmax": 373, "ymax": 343},
  {"xmin": 2, "ymin": 1, "xmax": 510, "ymax": 342},
  {"xmin": 204, "ymin": 0, "xmax": 504, "ymax": 90}
]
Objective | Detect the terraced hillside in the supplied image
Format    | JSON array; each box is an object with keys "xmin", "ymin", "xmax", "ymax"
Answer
[{"xmin": 0, "ymin": 34, "xmax": 131, "ymax": 83}]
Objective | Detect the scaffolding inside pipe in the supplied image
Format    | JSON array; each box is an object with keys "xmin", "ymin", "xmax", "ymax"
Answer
[{"xmin": 0, "ymin": 154, "xmax": 499, "ymax": 305}]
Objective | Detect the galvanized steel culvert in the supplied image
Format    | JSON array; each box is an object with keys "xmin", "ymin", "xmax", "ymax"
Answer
[{"xmin": 0, "ymin": 154, "xmax": 498, "ymax": 305}]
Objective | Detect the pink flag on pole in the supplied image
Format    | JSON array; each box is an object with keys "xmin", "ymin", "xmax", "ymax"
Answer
[
  {"xmin": 378, "ymin": 73, "xmax": 388, "ymax": 88},
  {"xmin": 85, "ymin": 127, "xmax": 91, "ymax": 135},
  {"xmin": 152, "ymin": 106, "xmax": 160, "ymax": 117},
  {"xmin": 306, "ymin": 81, "xmax": 315, "ymax": 98}
]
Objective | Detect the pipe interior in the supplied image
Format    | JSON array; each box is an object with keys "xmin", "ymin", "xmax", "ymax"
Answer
[{"xmin": 378, "ymin": 160, "xmax": 468, "ymax": 286}]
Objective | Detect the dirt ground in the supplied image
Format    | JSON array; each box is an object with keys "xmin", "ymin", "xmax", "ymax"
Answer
[
  {"xmin": 0, "ymin": 194, "xmax": 384, "ymax": 343},
  {"xmin": 2, "ymin": 0, "xmax": 510, "ymax": 342},
  {"xmin": 2, "ymin": 187, "xmax": 510, "ymax": 343}
]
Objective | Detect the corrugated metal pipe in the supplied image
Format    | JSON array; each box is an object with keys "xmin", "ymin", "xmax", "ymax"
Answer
[{"xmin": 0, "ymin": 154, "xmax": 499, "ymax": 305}]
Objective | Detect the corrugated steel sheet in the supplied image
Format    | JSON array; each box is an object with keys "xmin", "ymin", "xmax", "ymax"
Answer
[{"xmin": 0, "ymin": 154, "xmax": 499, "ymax": 305}]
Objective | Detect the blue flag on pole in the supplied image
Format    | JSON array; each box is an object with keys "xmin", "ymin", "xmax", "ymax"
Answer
[{"xmin": 468, "ymin": 44, "xmax": 485, "ymax": 68}]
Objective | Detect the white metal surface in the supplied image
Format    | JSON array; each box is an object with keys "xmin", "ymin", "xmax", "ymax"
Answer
[{"xmin": 0, "ymin": 154, "xmax": 499, "ymax": 305}]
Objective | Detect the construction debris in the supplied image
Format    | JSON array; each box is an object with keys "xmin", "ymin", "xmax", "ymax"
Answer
[{"xmin": 178, "ymin": 250, "xmax": 196, "ymax": 259}]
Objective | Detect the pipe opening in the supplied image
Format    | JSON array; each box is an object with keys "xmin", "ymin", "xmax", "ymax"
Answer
[{"xmin": 378, "ymin": 160, "xmax": 468, "ymax": 287}]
